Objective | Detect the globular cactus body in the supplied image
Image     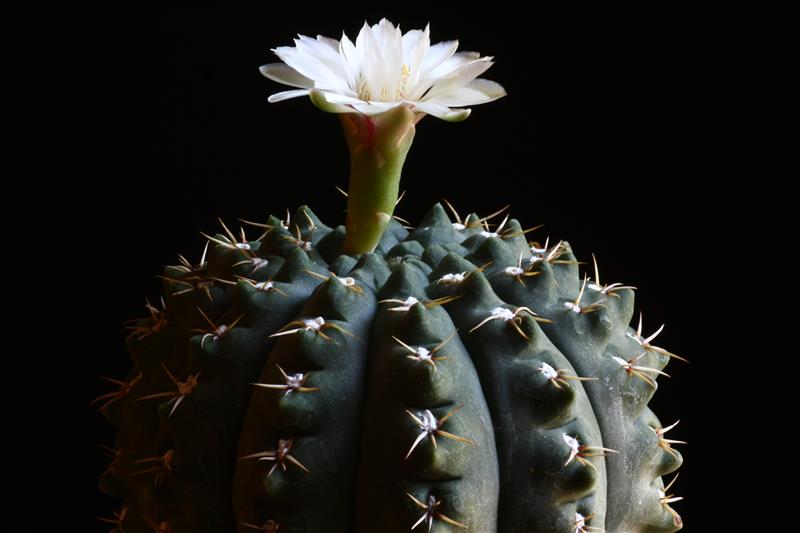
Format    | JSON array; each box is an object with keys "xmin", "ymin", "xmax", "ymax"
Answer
[{"xmin": 97, "ymin": 203, "xmax": 683, "ymax": 533}]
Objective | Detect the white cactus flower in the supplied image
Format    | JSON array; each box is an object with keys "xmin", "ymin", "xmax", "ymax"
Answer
[{"xmin": 260, "ymin": 18, "xmax": 506, "ymax": 121}]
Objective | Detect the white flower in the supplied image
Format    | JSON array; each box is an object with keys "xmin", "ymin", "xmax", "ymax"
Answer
[{"xmin": 260, "ymin": 18, "xmax": 505, "ymax": 122}]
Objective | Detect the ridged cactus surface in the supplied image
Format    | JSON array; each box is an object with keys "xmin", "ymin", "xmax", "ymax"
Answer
[{"xmin": 96, "ymin": 203, "xmax": 684, "ymax": 533}]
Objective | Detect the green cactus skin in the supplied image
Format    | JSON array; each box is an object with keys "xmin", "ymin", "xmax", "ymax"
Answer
[{"xmin": 97, "ymin": 203, "xmax": 684, "ymax": 533}]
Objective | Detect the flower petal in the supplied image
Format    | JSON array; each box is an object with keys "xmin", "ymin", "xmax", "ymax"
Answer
[
  {"xmin": 318, "ymin": 92, "xmax": 365, "ymax": 105},
  {"xmin": 428, "ymin": 51, "xmax": 482, "ymax": 79},
  {"xmin": 411, "ymin": 101, "xmax": 471, "ymax": 122},
  {"xmin": 309, "ymin": 88, "xmax": 354, "ymax": 113},
  {"xmin": 411, "ymin": 52, "xmax": 486, "ymax": 100},
  {"xmin": 419, "ymin": 40, "xmax": 459, "ymax": 78},
  {"xmin": 355, "ymin": 22, "xmax": 380, "ymax": 99},
  {"xmin": 294, "ymin": 35, "xmax": 340, "ymax": 63},
  {"xmin": 273, "ymin": 45, "xmax": 343, "ymax": 90},
  {"xmin": 423, "ymin": 58, "xmax": 495, "ymax": 101},
  {"xmin": 294, "ymin": 35, "xmax": 349, "ymax": 89},
  {"xmin": 315, "ymin": 34, "xmax": 340, "ymax": 52},
  {"xmin": 259, "ymin": 63, "xmax": 314, "ymax": 89},
  {"xmin": 339, "ymin": 32, "xmax": 359, "ymax": 89},
  {"xmin": 424, "ymin": 79, "xmax": 506, "ymax": 107},
  {"xmin": 402, "ymin": 26, "xmax": 429, "ymax": 65},
  {"xmin": 352, "ymin": 101, "xmax": 404, "ymax": 116},
  {"xmin": 373, "ymin": 18, "xmax": 402, "ymax": 61},
  {"xmin": 400, "ymin": 24, "xmax": 431, "ymax": 89},
  {"xmin": 357, "ymin": 19, "xmax": 404, "ymax": 102},
  {"xmin": 267, "ymin": 89, "xmax": 310, "ymax": 103}
]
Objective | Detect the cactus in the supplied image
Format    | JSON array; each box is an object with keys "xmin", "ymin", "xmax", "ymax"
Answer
[{"xmin": 96, "ymin": 18, "xmax": 685, "ymax": 533}]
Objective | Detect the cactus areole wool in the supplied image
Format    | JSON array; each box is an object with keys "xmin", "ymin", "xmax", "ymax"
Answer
[{"xmin": 96, "ymin": 18, "xmax": 685, "ymax": 533}]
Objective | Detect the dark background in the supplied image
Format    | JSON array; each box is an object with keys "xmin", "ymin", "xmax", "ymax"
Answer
[{"xmin": 4, "ymin": 6, "xmax": 796, "ymax": 532}]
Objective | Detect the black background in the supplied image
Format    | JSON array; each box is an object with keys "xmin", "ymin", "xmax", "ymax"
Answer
[{"xmin": 4, "ymin": 6, "xmax": 796, "ymax": 532}]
